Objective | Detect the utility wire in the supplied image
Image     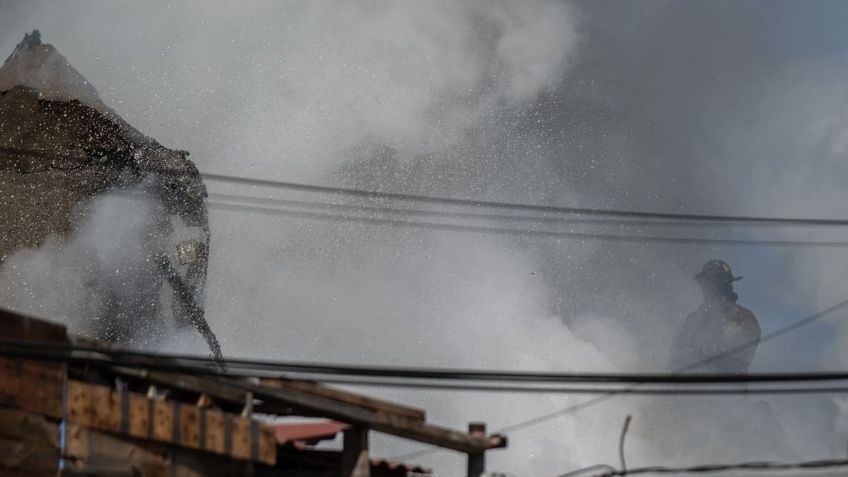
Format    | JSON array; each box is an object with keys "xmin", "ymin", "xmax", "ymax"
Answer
[
  {"xmin": 589, "ymin": 458, "xmax": 848, "ymax": 476},
  {"xmin": 6, "ymin": 335, "xmax": 848, "ymax": 386},
  {"xmin": 207, "ymin": 192, "xmax": 828, "ymax": 229},
  {"xmin": 202, "ymin": 172, "xmax": 848, "ymax": 227},
  {"xmin": 250, "ymin": 376, "xmax": 848, "ymax": 395},
  {"xmin": 391, "ymin": 296, "xmax": 848, "ymax": 461},
  {"xmin": 619, "ymin": 415, "xmax": 632, "ymax": 474},
  {"xmin": 207, "ymin": 200, "xmax": 848, "ymax": 248}
]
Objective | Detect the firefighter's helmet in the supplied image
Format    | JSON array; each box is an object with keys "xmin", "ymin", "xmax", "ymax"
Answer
[{"xmin": 694, "ymin": 259, "xmax": 742, "ymax": 284}]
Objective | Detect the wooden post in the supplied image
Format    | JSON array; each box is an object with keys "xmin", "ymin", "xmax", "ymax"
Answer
[
  {"xmin": 341, "ymin": 425, "xmax": 370, "ymax": 477},
  {"xmin": 467, "ymin": 422, "xmax": 486, "ymax": 477}
]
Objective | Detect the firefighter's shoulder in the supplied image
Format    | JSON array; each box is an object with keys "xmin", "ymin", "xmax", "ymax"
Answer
[{"xmin": 732, "ymin": 304, "xmax": 762, "ymax": 336}]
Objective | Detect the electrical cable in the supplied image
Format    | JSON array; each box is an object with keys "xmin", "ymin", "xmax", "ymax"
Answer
[
  {"xmin": 9, "ymin": 341, "xmax": 848, "ymax": 396},
  {"xmin": 228, "ymin": 376, "xmax": 848, "ymax": 395},
  {"xmin": 202, "ymin": 172, "xmax": 848, "ymax": 227},
  {"xmin": 206, "ymin": 192, "xmax": 832, "ymax": 229},
  {"xmin": 589, "ymin": 458, "xmax": 848, "ymax": 476},
  {"xmin": 6, "ymin": 335, "xmax": 848, "ymax": 385},
  {"xmin": 619, "ymin": 415, "xmax": 632, "ymax": 474},
  {"xmin": 207, "ymin": 200, "xmax": 848, "ymax": 248}
]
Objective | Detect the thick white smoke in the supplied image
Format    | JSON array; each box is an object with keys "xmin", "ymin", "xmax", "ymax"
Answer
[
  {"xmin": 3, "ymin": 1, "xmax": 848, "ymax": 475},
  {"xmin": 0, "ymin": 0, "xmax": 577, "ymax": 181},
  {"xmin": 0, "ymin": 188, "xmax": 175, "ymax": 346}
]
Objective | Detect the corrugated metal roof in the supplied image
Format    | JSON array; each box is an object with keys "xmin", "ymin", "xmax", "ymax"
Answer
[{"xmin": 273, "ymin": 420, "xmax": 349, "ymax": 446}]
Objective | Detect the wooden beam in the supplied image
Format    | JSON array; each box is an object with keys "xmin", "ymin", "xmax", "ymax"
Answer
[
  {"xmin": 261, "ymin": 377, "xmax": 425, "ymax": 422},
  {"xmin": 0, "ymin": 357, "xmax": 64, "ymax": 418},
  {"xmin": 0, "ymin": 436, "xmax": 58, "ymax": 473},
  {"xmin": 369, "ymin": 418, "xmax": 506, "ymax": 454},
  {"xmin": 0, "ymin": 308, "xmax": 67, "ymax": 343},
  {"xmin": 466, "ymin": 423, "xmax": 486, "ymax": 477},
  {"xmin": 0, "ymin": 408, "xmax": 60, "ymax": 474},
  {"xmin": 0, "ymin": 407, "xmax": 60, "ymax": 447},
  {"xmin": 106, "ymin": 366, "xmax": 251, "ymax": 406},
  {"xmin": 236, "ymin": 380, "xmax": 506, "ymax": 453},
  {"xmin": 232, "ymin": 379, "xmax": 379, "ymax": 424},
  {"xmin": 341, "ymin": 426, "xmax": 370, "ymax": 477}
]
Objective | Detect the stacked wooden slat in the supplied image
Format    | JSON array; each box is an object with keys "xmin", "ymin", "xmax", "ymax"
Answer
[
  {"xmin": 62, "ymin": 379, "xmax": 277, "ymax": 471},
  {"xmin": 0, "ymin": 309, "xmax": 277, "ymax": 476}
]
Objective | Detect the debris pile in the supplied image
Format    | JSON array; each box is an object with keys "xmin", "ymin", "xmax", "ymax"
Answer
[{"xmin": 0, "ymin": 31, "xmax": 218, "ymax": 357}]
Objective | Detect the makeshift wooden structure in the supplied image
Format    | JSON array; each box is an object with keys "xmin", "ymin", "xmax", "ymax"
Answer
[{"xmin": 0, "ymin": 308, "xmax": 506, "ymax": 476}]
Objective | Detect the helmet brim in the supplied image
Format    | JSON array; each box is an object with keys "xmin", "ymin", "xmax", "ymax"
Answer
[{"xmin": 694, "ymin": 272, "xmax": 743, "ymax": 282}]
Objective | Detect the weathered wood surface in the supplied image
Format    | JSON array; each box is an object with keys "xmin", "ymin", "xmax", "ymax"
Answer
[
  {"xmin": 0, "ymin": 308, "xmax": 67, "ymax": 343},
  {"xmin": 261, "ymin": 377, "xmax": 425, "ymax": 422},
  {"xmin": 64, "ymin": 379, "xmax": 276, "ymax": 465},
  {"xmin": 63, "ymin": 423, "xmax": 256, "ymax": 477},
  {"xmin": 107, "ymin": 366, "xmax": 251, "ymax": 407},
  {"xmin": 0, "ymin": 357, "xmax": 64, "ymax": 418},
  {"xmin": 236, "ymin": 379, "xmax": 506, "ymax": 453},
  {"xmin": 0, "ymin": 407, "xmax": 60, "ymax": 446},
  {"xmin": 341, "ymin": 426, "xmax": 370, "ymax": 477},
  {"xmin": 0, "ymin": 408, "xmax": 59, "ymax": 475},
  {"xmin": 0, "ymin": 436, "xmax": 58, "ymax": 473}
]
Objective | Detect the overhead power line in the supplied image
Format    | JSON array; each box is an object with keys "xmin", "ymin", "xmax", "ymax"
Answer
[
  {"xmin": 202, "ymin": 172, "xmax": 848, "ymax": 227},
  {"xmin": 391, "ymin": 295, "xmax": 848, "ymax": 461},
  {"xmin": 207, "ymin": 192, "xmax": 827, "ymax": 229},
  {"xmin": 302, "ymin": 377, "xmax": 848, "ymax": 396},
  {"xmin": 208, "ymin": 200, "xmax": 848, "ymax": 248},
  {"xmin": 4, "ymin": 341, "xmax": 848, "ymax": 398},
  {"xmin": 5, "ymin": 336, "xmax": 848, "ymax": 385},
  {"xmin": 585, "ymin": 458, "xmax": 848, "ymax": 476}
]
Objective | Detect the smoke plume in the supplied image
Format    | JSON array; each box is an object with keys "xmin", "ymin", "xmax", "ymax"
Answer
[{"xmin": 3, "ymin": 0, "xmax": 848, "ymax": 474}]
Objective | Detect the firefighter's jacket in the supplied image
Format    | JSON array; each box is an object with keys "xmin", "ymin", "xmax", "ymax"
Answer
[{"xmin": 671, "ymin": 301, "xmax": 761, "ymax": 374}]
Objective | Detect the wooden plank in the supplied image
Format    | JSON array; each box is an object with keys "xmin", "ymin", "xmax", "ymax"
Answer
[
  {"xmin": 369, "ymin": 419, "xmax": 506, "ymax": 454},
  {"xmin": 128, "ymin": 393, "xmax": 150, "ymax": 439},
  {"xmin": 0, "ymin": 357, "xmax": 64, "ymax": 418},
  {"xmin": 62, "ymin": 423, "xmax": 88, "ymax": 464},
  {"xmin": 0, "ymin": 308, "xmax": 67, "ymax": 343},
  {"xmin": 0, "ymin": 470, "xmax": 56, "ymax": 477},
  {"xmin": 0, "ymin": 360, "xmax": 21, "ymax": 411},
  {"xmin": 92, "ymin": 384, "xmax": 121, "ymax": 432},
  {"xmin": 341, "ymin": 426, "xmax": 370, "ymax": 477},
  {"xmin": 0, "ymin": 408, "xmax": 60, "ymax": 448},
  {"xmin": 179, "ymin": 404, "xmax": 201, "ymax": 449},
  {"xmin": 239, "ymin": 379, "xmax": 506, "ymax": 453},
  {"xmin": 107, "ymin": 367, "xmax": 250, "ymax": 406},
  {"xmin": 467, "ymin": 423, "xmax": 486, "ymax": 477},
  {"xmin": 261, "ymin": 377, "xmax": 426, "ymax": 422},
  {"xmin": 66, "ymin": 379, "xmax": 93, "ymax": 427},
  {"xmin": 230, "ymin": 417, "xmax": 251, "ymax": 460},
  {"xmin": 204, "ymin": 409, "xmax": 226, "ymax": 454},
  {"xmin": 151, "ymin": 399, "xmax": 173, "ymax": 442},
  {"xmin": 63, "ymin": 423, "xmax": 254, "ymax": 477},
  {"xmin": 230, "ymin": 379, "xmax": 379, "ymax": 423},
  {"xmin": 19, "ymin": 360, "xmax": 64, "ymax": 418},
  {"xmin": 0, "ymin": 436, "xmax": 58, "ymax": 473},
  {"xmin": 258, "ymin": 420, "xmax": 277, "ymax": 466}
]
